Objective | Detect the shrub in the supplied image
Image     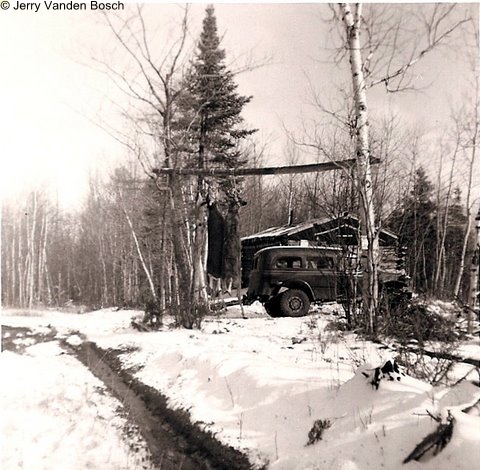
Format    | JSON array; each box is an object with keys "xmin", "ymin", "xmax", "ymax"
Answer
[
  {"xmin": 377, "ymin": 299, "xmax": 464, "ymax": 385},
  {"xmin": 306, "ymin": 419, "xmax": 332, "ymax": 446},
  {"xmin": 378, "ymin": 300, "xmax": 459, "ymax": 345}
]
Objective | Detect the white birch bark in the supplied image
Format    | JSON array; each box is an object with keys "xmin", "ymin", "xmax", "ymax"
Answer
[
  {"xmin": 191, "ymin": 180, "xmax": 209, "ymax": 307},
  {"xmin": 341, "ymin": 3, "xmax": 379, "ymax": 332},
  {"xmin": 453, "ymin": 57, "xmax": 479, "ymax": 299},
  {"xmin": 27, "ymin": 191, "xmax": 38, "ymax": 308},
  {"xmin": 434, "ymin": 140, "xmax": 458, "ymax": 291},
  {"xmin": 122, "ymin": 205, "xmax": 157, "ymax": 302}
]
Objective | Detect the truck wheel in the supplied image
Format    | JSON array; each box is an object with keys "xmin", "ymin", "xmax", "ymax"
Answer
[
  {"xmin": 279, "ymin": 289, "xmax": 310, "ymax": 317},
  {"xmin": 264, "ymin": 296, "xmax": 281, "ymax": 317}
]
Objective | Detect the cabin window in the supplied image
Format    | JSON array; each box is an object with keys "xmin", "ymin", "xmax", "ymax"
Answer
[{"xmin": 275, "ymin": 257, "xmax": 302, "ymax": 269}]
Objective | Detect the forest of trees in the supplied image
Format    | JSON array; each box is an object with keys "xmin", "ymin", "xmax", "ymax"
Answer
[
  {"xmin": 2, "ymin": 143, "xmax": 477, "ymax": 309},
  {"xmin": 2, "ymin": 4, "xmax": 479, "ymax": 328}
]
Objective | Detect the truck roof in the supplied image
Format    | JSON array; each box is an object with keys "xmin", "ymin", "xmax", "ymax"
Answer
[{"xmin": 254, "ymin": 245, "xmax": 343, "ymax": 257}]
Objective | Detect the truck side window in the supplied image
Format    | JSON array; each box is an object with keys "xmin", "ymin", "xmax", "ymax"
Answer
[
  {"xmin": 292, "ymin": 259, "xmax": 302, "ymax": 269},
  {"xmin": 307, "ymin": 256, "xmax": 334, "ymax": 269},
  {"xmin": 275, "ymin": 257, "xmax": 302, "ymax": 269}
]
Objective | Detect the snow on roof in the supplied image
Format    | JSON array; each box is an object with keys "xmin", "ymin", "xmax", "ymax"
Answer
[
  {"xmin": 254, "ymin": 245, "xmax": 343, "ymax": 256},
  {"xmin": 242, "ymin": 216, "xmax": 398, "ymax": 242},
  {"xmin": 242, "ymin": 217, "xmax": 331, "ymax": 241},
  {"xmin": 315, "ymin": 223, "xmax": 398, "ymax": 241}
]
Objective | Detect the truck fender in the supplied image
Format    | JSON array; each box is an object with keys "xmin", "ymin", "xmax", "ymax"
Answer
[{"xmin": 278, "ymin": 280, "xmax": 315, "ymax": 301}]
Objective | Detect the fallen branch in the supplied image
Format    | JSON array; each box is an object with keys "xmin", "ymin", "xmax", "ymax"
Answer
[{"xmin": 403, "ymin": 413, "xmax": 455, "ymax": 463}]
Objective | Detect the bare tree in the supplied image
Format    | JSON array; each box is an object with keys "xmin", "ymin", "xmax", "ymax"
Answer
[
  {"xmin": 240, "ymin": 138, "xmax": 268, "ymax": 235},
  {"xmin": 335, "ymin": 3, "xmax": 469, "ymax": 332},
  {"xmin": 339, "ymin": 3, "xmax": 379, "ymax": 332},
  {"xmin": 434, "ymin": 133, "xmax": 460, "ymax": 293},
  {"xmin": 453, "ymin": 18, "xmax": 480, "ymax": 301},
  {"xmin": 95, "ymin": 5, "xmax": 203, "ymax": 326},
  {"xmin": 118, "ymin": 188, "xmax": 157, "ymax": 304},
  {"xmin": 2, "ymin": 190, "xmax": 59, "ymax": 308}
]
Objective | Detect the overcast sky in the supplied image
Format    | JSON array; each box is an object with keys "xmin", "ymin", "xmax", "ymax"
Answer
[{"xmin": 0, "ymin": 1, "xmax": 477, "ymax": 208}]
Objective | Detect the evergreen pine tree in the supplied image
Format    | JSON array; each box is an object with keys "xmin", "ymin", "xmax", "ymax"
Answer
[
  {"xmin": 177, "ymin": 5, "xmax": 255, "ymax": 191},
  {"xmin": 390, "ymin": 167, "xmax": 437, "ymax": 292},
  {"xmin": 174, "ymin": 5, "xmax": 256, "ymax": 305}
]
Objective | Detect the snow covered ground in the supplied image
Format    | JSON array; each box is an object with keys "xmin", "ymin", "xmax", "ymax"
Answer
[
  {"xmin": 2, "ymin": 304, "xmax": 479, "ymax": 469},
  {"xmin": 1, "ymin": 331, "xmax": 151, "ymax": 469}
]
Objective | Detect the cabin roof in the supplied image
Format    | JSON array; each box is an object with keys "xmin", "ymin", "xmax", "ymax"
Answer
[
  {"xmin": 241, "ymin": 217, "xmax": 330, "ymax": 241},
  {"xmin": 242, "ymin": 215, "xmax": 398, "ymax": 244}
]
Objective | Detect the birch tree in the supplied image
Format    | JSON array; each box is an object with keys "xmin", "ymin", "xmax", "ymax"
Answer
[
  {"xmin": 337, "ymin": 3, "xmax": 469, "ymax": 332},
  {"xmin": 340, "ymin": 3, "xmax": 379, "ymax": 331},
  {"xmin": 453, "ymin": 18, "xmax": 480, "ymax": 301},
  {"xmin": 2, "ymin": 191, "xmax": 58, "ymax": 308}
]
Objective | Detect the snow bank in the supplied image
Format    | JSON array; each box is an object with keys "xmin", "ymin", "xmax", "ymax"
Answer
[
  {"xmin": 105, "ymin": 313, "xmax": 479, "ymax": 469},
  {"xmin": 1, "ymin": 338, "xmax": 150, "ymax": 469},
  {"xmin": 2, "ymin": 306, "xmax": 479, "ymax": 469}
]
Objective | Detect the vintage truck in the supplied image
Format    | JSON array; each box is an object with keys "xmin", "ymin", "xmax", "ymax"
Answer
[{"xmin": 243, "ymin": 246, "xmax": 411, "ymax": 317}]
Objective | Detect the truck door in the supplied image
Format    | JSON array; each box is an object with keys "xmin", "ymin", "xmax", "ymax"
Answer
[{"xmin": 306, "ymin": 256, "xmax": 337, "ymax": 301}]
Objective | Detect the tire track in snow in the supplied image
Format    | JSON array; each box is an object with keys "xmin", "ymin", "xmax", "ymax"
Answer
[{"xmin": 65, "ymin": 339, "xmax": 254, "ymax": 470}]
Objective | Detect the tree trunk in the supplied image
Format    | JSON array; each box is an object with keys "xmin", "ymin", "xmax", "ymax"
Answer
[
  {"xmin": 468, "ymin": 245, "xmax": 479, "ymax": 332},
  {"xmin": 468, "ymin": 209, "xmax": 480, "ymax": 333},
  {"xmin": 18, "ymin": 217, "xmax": 24, "ymax": 307},
  {"xmin": 435, "ymin": 138, "xmax": 460, "ymax": 293},
  {"xmin": 99, "ymin": 234, "xmax": 108, "ymax": 306},
  {"xmin": 453, "ymin": 99, "xmax": 479, "ymax": 299},
  {"xmin": 341, "ymin": 2, "xmax": 379, "ymax": 333},
  {"xmin": 10, "ymin": 219, "xmax": 16, "ymax": 305},
  {"xmin": 27, "ymin": 192, "xmax": 38, "ymax": 309},
  {"xmin": 166, "ymin": 176, "xmax": 197, "ymax": 327},
  {"xmin": 190, "ymin": 116, "xmax": 210, "ymax": 322},
  {"xmin": 37, "ymin": 211, "xmax": 46, "ymax": 304},
  {"xmin": 122, "ymin": 205, "xmax": 157, "ymax": 303},
  {"xmin": 191, "ymin": 178, "xmax": 209, "ymax": 309}
]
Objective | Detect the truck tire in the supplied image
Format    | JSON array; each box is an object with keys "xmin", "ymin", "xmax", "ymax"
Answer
[
  {"xmin": 279, "ymin": 289, "xmax": 310, "ymax": 317},
  {"xmin": 264, "ymin": 296, "xmax": 281, "ymax": 317}
]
